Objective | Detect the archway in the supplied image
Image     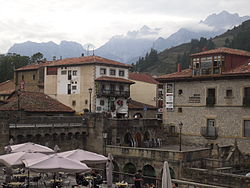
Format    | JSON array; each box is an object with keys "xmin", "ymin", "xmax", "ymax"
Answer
[
  {"xmin": 133, "ymin": 113, "xmax": 143, "ymax": 119},
  {"xmin": 123, "ymin": 162, "xmax": 137, "ymax": 183},
  {"xmin": 124, "ymin": 133, "xmax": 134, "ymax": 147},
  {"xmin": 113, "ymin": 161, "xmax": 120, "ymax": 182},
  {"xmin": 142, "ymin": 165, "xmax": 156, "ymax": 185},
  {"xmin": 135, "ymin": 132, "xmax": 142, "ymax": 147}
]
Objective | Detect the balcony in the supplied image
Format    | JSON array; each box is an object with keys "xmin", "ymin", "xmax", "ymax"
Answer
[
  {"xmin": 243, "ymin": 97, "xmax": 250, "ymax": 107},
  {"xmin": 206, "ymin": 97, "xmax": 216, "ymax": 107},
  {"xmin": 96, "ymin": 89, "xmax": 130, "ymax": 98},
  {"xmin": 201, "ymin": 126, "xmax": 218, "ymax": 140}
]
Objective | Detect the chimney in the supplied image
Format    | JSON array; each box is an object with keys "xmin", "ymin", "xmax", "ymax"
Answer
[
  {"xmin": 81, "ymin": 53, "xmax": 84, "ymax": 57},
  {"xmin": 177, "ymin": 64, "xmax": 182, "ymax": 72}
]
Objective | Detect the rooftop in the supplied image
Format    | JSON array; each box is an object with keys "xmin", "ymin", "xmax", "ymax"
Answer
[
  {"xmin": 16, "ymin": 56, "xmax": 131, "ymax": 71},
  {"xmin": 128, "ymin": 99, "xmax": 157, "ymax": 110},
  {"xmin": 129, "ymin": 72, "xmax": 159, "ymax": 84},
  {"xmin": 95, "ymin": 76, "xmax": 135, "ymax": 84},
  {"xmin": 0, "ymin": 80, "xmax": 15, "ymax": 95},
  {"xmin": 190, "ymin": 47, "xmax": 250, "ymax": 57},
  {"xmin": 0, "ymin": 91, "xmax": 74, "ymax": 113}
]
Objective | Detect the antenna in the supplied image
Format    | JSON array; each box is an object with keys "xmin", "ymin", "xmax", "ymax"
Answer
[{"xmin": 92, "ymin": 48, "xmax": 95, "ymax": 56}]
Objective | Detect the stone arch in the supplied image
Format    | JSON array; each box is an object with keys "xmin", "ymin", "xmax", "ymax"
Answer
[
  {"xmin": 74, "ymin": 132, "xmax": 80, "ymax": 140},
  {"xmin": 17, "ymin": 135, "xmax": 24, "ymax": 143},
  {"xmin": 52, "ymin": 133, "xmax": 58, "ymax": 141},
  {"xmin": 26, "ymin": 134, "xmax": 33, "ymax": 142},
  {"xmin": 113, "ymin": 160, "xmax": 120, "ymax": 182},
  {"xmin": 67, "ymin": 132, "xmax": 73, "ymax": 140},
  {"xmin": 60, "ymin": 133, "xmax": 65, "ymax": 141},
  {"xmin": 35, "ymin": 134, "xmax": 41, "ymax": 142},
  {"xmin": 135, "ymin": 132, "xmax": 142, "ymax": 147},
  {"xmin": 123, "ymin": 162, "xmax": 137, "ymax": 184},
  {"xmin": 142, "ymin": 164, "xmax": 156, "ymax": 185},
  {"xmin": 124, "ymin": 132, "xmax": 134, "ymax": 147},
  {"xmin": 133, "ymin": 113, "xmax": 143, "ymax": 119},
  {"xmin": 160, "ymin": 166, "xmax": 176, "ymax": 179}
]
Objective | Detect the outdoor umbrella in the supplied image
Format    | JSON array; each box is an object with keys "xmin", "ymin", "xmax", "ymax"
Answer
[
  {"xmin": 106, "ymin": 153, "xmax": 113, "ymax": 188},
  {"xmin": 22, "ymin": 154, "xmax": 91, "ymax": 173},
  {"xmin": 58, "ymin": 149, "xmax": 108, "ymax": 164},
  {"xmin": 162, "ymin": 161, "xmax": 172, "ymax": 188},
  {"xmin": 0, "ymin": 151, "xmax": 46, "ymax": 167},
  {"xmin": 5, "ymin": 142, "xmax": 54, "ymax": 154}
]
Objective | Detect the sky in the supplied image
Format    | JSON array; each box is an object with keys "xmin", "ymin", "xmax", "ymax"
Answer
[{"xmin": 0, "ymin": 0, "xmax": 249, "ymax": 53}]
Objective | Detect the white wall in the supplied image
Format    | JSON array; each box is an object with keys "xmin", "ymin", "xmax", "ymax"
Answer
[{"xmin": 95, "ymin": 65, "xmax": 128, "ymax": 79}]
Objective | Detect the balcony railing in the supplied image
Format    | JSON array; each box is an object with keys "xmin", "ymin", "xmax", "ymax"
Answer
[
  {"xmin": 201, "ymin": 126, "xmax": 218, "ymax": 140},
  {"xmin": 96, "ymin": 89, "xmax": 130, "ymax": 98},
  {"xmin": 206, "ymin": 97, "xmax": 216, "ymax": 107},
  {"xmin": 243, "ymin": 97, "xmax": 250, "ymax": 107}
]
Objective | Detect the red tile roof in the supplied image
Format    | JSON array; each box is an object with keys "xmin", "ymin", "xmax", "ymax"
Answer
[
  {"xmin": 129, "ymin": 72, "xmax": 159, "ymax": 84},
  {"xmin": 16, "ymin": 62, "xmax": 47, "ymax": 71},
  {"xmin": 128, "ymin": 100, "xmax": 157, "ymax": 109},
  {"xmin": 95, "ymin": 76, "xmax": 135, "ymax": 84},
  {"xmin": 0, "ymin": 80, "xmax": 15, "ymax": 95},
  {"xmin": 0, "ymin": 91, "xmax": 74, "ymax": 113},
  {"xmin": 157, "ymin": 69, "xmax": 192, "ymax": 81},
  {"xmin": 190, "ymin": 47, "xmax": 250, "ymax": 57},
  {"xmin": 47, "ymin": 55, "xmax": 131, "ymax": 68}
]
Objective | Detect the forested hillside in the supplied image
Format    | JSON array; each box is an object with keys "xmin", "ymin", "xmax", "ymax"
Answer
[{"xmin": 134, "ymin": 19, "xmax": 250, "ymax": 75}]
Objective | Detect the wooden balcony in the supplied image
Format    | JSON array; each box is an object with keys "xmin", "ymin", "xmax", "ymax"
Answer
[{"xmin": 96, "ymin": 89, "xmax": 130, "ymax": 98}]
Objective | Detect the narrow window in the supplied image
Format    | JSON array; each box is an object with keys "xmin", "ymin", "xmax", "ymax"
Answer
[
  {"xmin": 61, "ymin": 70, "xmax": 67, "ymax": 75},
  {"xmin": 72, "ymin": 100, "xmax": 76, "ymax": 106},
  {"xmin": 226, "ymin": 89, "xmax": 232, "ymax": 97},
  {"xmin": 22, "ymin": 75, "xmax": 24, "ymax": 80},
  {"xmin": 178, "ymin": 107, "xmax": 182, "ymax": 113},
  {"xmin": 100, "ymin": 68, "xmax": 106, "ymax": 75},
  {"xmin": 244, "ymin": 120, "xmax": 250, "ymax": 137},
  {"xmin": 67, "ymin": 84, "xmax": 71, "ymax": 94},
  {"xmin": 32, "ymin": 75, "xmax": 36, "ymax": 80},
  {"xmin": 206, "ymin": 88, "xmax": 216, "ymax": 106},
  {"xmin": 85, "ymin": 100, "xmax": 88, "ymax": 105},
  {"xmin": 178, "ymin": 89, "xmax": 183, "ymax": 95},
  {"xmin": 73, "ymin": 70, "xmax": 77, "ymax": 76},
  {"xmin": 119, "ymin": 70, "xmax": 125, "ymax": 76},
  {"xmin": 110, "ymin": 69, "xmax": 116, "ymax": 76},
  {"xmin": 100, "ymin": 100, "xmax": 105, "ymax": 106}
]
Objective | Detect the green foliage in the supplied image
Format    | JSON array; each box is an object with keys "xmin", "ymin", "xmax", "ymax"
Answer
[
  {"xmin": 134, "ymin": 48, "xmax": 158, "ymax": 72},
  {"xmin": 0, "ymin": 53, "xmax": 31, "ymax": 83},
  {"xmin": 31, "ymin": 52, "xmax": 44, "ymax": 62},
  {"xmin": 229, "ymin": 31, "xmax": 250, "ymax": 51}
]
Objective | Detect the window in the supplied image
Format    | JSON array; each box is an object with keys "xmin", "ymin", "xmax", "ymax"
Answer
[
  {"xmin": 178, "ymin": 108, "xmax": 182, "ymax": 113},
  {"xmin": 73, "ymin": 70, "xmax": 77, "ymax": 76},
  {"xmin": 244, "ymin": 120, "xmax": 250, "ymax": 137},
  {"xmin": 61, "ymin": 70, "xmax": 67, "ymax": 75},
  {"xmin": 85, "ymin": 100, "xmax": 88, "ymax": 105},
  {"xmin": 206, "ymin": 88, "xmax": 216, "ymax": 107},
  {"xmin": 119, "ymin": 85, "xmax": 124, "ymax": 91},
  {"xmin": 67, "ymin": 84, "xmax": 71, "ymax": 94},
  {"xmin": 226, "ymin": 89, "xmax": 233, "ymax": 97},
  {"xmin": 178, "ymin": 89, "xmax": 183, "ymax": 95},
  {"xmin": 68, "ymin": 70, "xmax": 72, "ymax": 80},
  {"xmin": 100, "ymin": 68, "xmax": 106, "ymax": 75},
  {"xmin": 72, "ymin": 85, "xmax": 77, "ymax": 90},
  {"xmin": 32, "ymin": 75, "xmax": 36, "ymax": 80},
  {"xmin": 22, "ymin": 75, "xmax": 24, "ymax": 80},
  {"xmin": 100, "ymin": 100, "xmax": 105, "ymax": 106},
  {"xmin": 110, "ymin": 69, "xmax": 116, "ymax": 76},
  {"xmin": 243, "ymin": 87, "xmax": 250, "ymax": 107},
  {"xmin": 72, "ymin": 100, "xmax": 76, "ymax": 106},
  {"xmin": 119, "ymin": 70, "xmax": 125, "ymax": 76},
  {"xmin": 110, "ymin": 84, "xmax": 115, "ymax": 91}
]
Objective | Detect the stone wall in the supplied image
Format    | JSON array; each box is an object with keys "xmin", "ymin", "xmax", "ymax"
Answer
[{"xmin": 163, "ymin": 78, "xmax": 250, "ymax": 154}]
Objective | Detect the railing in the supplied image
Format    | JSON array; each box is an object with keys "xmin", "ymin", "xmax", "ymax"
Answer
[
  {"xmin": 96, "ymin": 89, "xmax": 130, "ymax": 98},
  {"xmin": 243, "ymin": 97, "xmax": 250, "ymax": 107},
  {"xmin": 206, "ymin": 97, "xmax": 216, "ymax": 107},
  {"xmin": 200, "ymin": 126, "xmax": 218, "ymax": 140}
]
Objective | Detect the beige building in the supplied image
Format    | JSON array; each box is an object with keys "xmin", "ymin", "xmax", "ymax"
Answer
[
  {"xmin": 157, "ymin": 47, "xmax": 250, "ymax": 154},
  {"xmin": 17, "ymin": 56, "xmax": 134, "ymax": 116},
  {"xmin": 129, "ymin": 72, "xmax": 159, "ymax": 106}
]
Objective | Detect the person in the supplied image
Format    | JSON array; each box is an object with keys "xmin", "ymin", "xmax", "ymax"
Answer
[
  {"xmin": 172, "ymin": 183, "xmax": 179, "ymax": 188},
  {"xmin": 149, "ymin": 183, "xmax": 155, "ymax": 188},
  {"xmin": 134, "ymin": 170, "xmax": 143, "ymax": 188}
]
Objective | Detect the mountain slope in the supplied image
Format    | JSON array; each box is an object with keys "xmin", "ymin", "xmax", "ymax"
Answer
[
  {"xmin": 134, "ymin": 19, "xmax": 250, "ymax": 75},
  {"xmin": 8, "ymin": 41, "xmax": 86, "ymax": 60},
  {"xmin": 154, "ymin": 11, "xmax": 250, "ymax": 52}
]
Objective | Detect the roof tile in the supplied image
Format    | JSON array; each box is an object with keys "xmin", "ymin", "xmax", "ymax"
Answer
[{"xmin": 129, "ymin": 72, "xmax": 159, "ymax": 84}]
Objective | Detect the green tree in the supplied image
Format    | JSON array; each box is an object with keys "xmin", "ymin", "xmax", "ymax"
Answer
[{"xmin": 31, "ymin": 52, "xmax": 44, "ymax": 62}]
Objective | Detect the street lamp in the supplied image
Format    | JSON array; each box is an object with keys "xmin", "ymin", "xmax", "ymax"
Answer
[
  {"xmin": 102, "ymin": 132, "xmax": 108, "ymax": 155},
  {"xmin": 88, "ymin": 88, "xmax": 92, "ymax": 112},
  {"xmin": 178, "ymin": 122, "xmax": 183, "ymax": 151}
]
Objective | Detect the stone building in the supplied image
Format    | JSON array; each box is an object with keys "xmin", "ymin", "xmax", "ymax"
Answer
[
  {"xmin": 15, "ymin": 56, "xmax": 134, "ymax": 117},
  {"xmin": 157, "ymin": 47, "xmax": 250, "ymax": 154},
  {"xmin": 0, "ymin": 80, "xmax": 15, "ymax": 101}
]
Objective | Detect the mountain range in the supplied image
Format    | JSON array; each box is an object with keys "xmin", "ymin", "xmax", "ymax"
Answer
[{"xmin": 8, "ymin": 11, "xmax": 250, "ymax": 64}]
